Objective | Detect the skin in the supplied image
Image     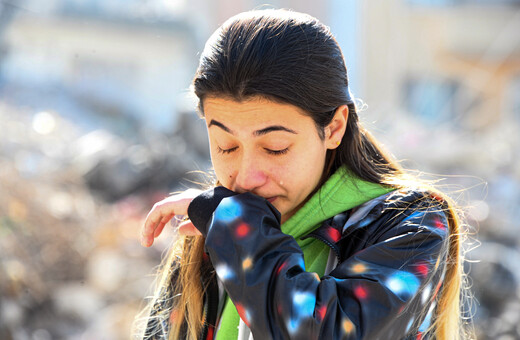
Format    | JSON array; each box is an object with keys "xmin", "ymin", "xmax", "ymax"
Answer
[{"xmin": 141, "ymin": 96, "xmax": 348, "ymax": 247}]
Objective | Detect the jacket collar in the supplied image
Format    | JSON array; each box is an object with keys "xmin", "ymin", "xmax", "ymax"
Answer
[{"xmin": 303, "ymin": 190, "xmax": 396, "ymax": 258}]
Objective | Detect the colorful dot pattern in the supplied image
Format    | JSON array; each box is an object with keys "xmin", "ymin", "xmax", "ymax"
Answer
[{"xmin": 200, "ymin": 190, "xmax": 449, "ymax": 339}]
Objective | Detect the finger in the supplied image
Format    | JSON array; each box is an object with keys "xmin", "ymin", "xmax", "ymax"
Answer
[
  {"xmin": 141, "ymin": 219, "xmax": 158, "ymax": 247},
  {"xmin": 141, "ymin": 222, "xmax": 159, "ymax": 246},
  {"xmin": 141, "ymin": 217, "xmax": 173, "ymax": 247},
  {"xmin": 141, "ymin": 219, "xmax": 160, "ymax": 247},
  {"xmin": 155, "ymin": 213, "xmax": 175, "ymax": 235},
  {"xmin": 177, "ymin": 221, "xmax": 201, "ymax": 236},
  {"xmin": 142, "ymin": 206, "xmax": 173, "ymax": 238},
  {"xmin": 142, "ymin": 212, "xmax": 160, "ymax": 238},
  {"xmin": 153, "ymin": 222, "xmax": 167, "ymax": 238},
  {"xmin": 141, "ymin": 189, "xmax": 201, "ymax": 247},
  {"xmin": 141, "ymin": 233, "xmax": 153, "ymax": 247}
]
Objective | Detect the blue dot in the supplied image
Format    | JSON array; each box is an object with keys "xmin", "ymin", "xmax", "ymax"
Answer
[
  {"xmin": 285, "ymin": 291, "xmax": 316, "ymax": 334},
  {"xmin": 215, "ymin": 263, "xmax": 235, "ymax": 281},
  {"xmin": 406, "ymin": 317, "xmax": 415, "ymax": 332},
  {"xmin": 293, "ymin": 291, "xmax": 315, "ymax": 317},
  {"xmin": 419, "ymin": 305, "xmax": 435, "ymax": 332},
  {"xmin": 287, "ymin": 318, "xmax": 301, "ymax": 334},
  {"xmin": 214, "ymin": 197, "xmax": 242, "ymax": 222},
  {"xmin": 298, "ymin": 257, "xmax": 306, "ymax": 270},
  {"xmin": 419, "ymin": 312, "xmax": 432, "ymax": 332},
  {"xmin": 385, "ymin": 271, "xmax": 420, "ymax": 300}
]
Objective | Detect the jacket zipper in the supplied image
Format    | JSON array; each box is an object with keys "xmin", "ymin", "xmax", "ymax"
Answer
[
  {"xmin": 200, "ymin": 299, "xmax": 209, "ymax": 340},
  {"xmin": 199, "ymin": 275, "xmax": 219, "ymax": 340},
  {"xmin": 305, "ymin": 233, "xmax": 341, "ymax": 264}
]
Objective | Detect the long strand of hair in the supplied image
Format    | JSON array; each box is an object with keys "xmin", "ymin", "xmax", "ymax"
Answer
[{"xmin": 168, "ymin": 235, "xmax": 206, "ymax": 340}]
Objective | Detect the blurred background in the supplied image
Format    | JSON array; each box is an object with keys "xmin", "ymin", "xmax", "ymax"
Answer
[{"xmin": 0, "ymin": 0, "xmax": 519, "ymax": 339}]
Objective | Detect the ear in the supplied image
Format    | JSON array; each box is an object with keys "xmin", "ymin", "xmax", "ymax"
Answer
[{"xmin": 325, "ymin": 105, "xmax": 349, "ymax": 149}]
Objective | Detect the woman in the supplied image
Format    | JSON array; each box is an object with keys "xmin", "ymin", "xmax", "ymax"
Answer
[{"xmin": 136, "ymin": 9, "xmax": 472, "ymax": 340}]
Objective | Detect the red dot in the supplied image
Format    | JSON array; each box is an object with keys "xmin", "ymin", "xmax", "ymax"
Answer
[
  {"xmin": 434, "ymin": 218, "xmax": 447, "ymax": 231},
  {"xmin": 235, "ymin": 303, "xmax": 250, "ymax": 327},
  {"xmin": 430, "ymin": 193, "xmax": 443, "ymax": 202},
  {"xmin": 236, "ymin": 223, "xmax": 251, "ymax": 238},
  {"xmin": 327, "ymin": 226, "xmax": 341, "ymax": 243},
  {"xmin": 433, "ymin": 280, "xmax": 443, "ymax": 299},
  {"xmin": 206, "ymin": 326, "xmax": 214, "ymax": 340},
  {"xmin": 317, "ymin": 305, "xmax": 327, "ymax": 321},
  {"xmin": 276, "ymin": 261, "xmax": 287, "ymax": 275},
  {"xmin": 417, "ymin": 331, "xmax": 423, "ymax": 340},
  {"xmin": 354, "ymin": 285, "xmax": 368, "ymax": 300},
  {"xmin": 415, "ymin": 263, "xmax": 429, "ymax": 278}
]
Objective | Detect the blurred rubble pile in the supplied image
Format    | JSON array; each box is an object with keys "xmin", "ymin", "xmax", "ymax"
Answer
[{"xmin": 0, "ymin": 100, "xmax": 210, "ymax": 340}]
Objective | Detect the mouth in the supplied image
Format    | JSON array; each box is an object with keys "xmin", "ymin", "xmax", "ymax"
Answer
[{"xmin": 266, "ymin": 197, "xmax": 278, "ymax": 203}]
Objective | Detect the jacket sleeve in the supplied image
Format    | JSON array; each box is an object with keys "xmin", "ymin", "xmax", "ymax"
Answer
[{"xmin": 187, "ymin": 188, "xmax": 449, "ymax": 340}]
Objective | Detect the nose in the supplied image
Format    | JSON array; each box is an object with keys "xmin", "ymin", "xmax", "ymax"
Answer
[{"xmin": 234, "ymin": 151, "xmax": 267, "ymax": 193}]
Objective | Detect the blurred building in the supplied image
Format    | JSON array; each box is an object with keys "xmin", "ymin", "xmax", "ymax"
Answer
[
  {"xmin": 1, "ymin": 0, "xmax": 198, "ymax": 135},
  {"xmin": 0, "ymin": 0, "xmax": 357, "ymax": 135},
  {"xmin": 357, "ymin": 0, "xmax": 520, "ymax": 235}
]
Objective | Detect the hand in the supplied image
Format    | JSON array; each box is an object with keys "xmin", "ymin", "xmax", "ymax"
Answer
[{"xmin": 141, "ymin": 189, "xmax": 202, "ymax": 247}]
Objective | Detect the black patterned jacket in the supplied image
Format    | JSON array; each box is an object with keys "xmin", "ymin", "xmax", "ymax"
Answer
[{"xmin": 144, "ymin": 187, "xmax": 450, "ymax": 340}]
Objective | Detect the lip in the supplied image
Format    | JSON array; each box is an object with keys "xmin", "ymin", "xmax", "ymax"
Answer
[{"xmin": 266, "ymin": 197, "xmax": 277, "ymax": 203}]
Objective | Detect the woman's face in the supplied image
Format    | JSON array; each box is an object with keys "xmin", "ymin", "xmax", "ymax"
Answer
[{"xmin": 203, "ymin": 96, "xmax": 343, "ymax": 223}]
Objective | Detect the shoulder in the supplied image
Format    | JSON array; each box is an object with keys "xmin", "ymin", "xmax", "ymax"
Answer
[
  {"xmin": 338, "ymin": 187, "xmax": 450, "ymax": 246},
  {"xmin": 379, "ymin": 187, "xmax": 451, "ymax": 237},
  {"xmin": 311, "ymin": 187, "xmax": 451, "ymax": 258},
  {"xmin": 349, "ymin": 186, "xmax": 449, "ymax": 225},
  {"xmin": 382, "ymin": 187, "xmax": 449, "ymax": 212}
]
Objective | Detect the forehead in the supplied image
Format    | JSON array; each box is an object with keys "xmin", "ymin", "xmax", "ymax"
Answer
[{"xmin": 202, "ymin": 96, "xmax": 310, "ymax": 128}]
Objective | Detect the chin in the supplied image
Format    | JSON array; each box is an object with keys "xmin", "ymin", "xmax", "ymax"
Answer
[{"xmin": 272, "ymin": 202, "xmax": 286, "ymax": 215}]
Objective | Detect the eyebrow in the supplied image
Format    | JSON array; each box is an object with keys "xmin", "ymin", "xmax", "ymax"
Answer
[{"xmin": 208, "ymin": 119, "xmax": 298, "ymax": 136}]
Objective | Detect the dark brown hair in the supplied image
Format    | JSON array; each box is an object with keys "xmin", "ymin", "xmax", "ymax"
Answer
[{"xmin": 193, "ymin": 10, "xmax": 400, "ymax": 183}]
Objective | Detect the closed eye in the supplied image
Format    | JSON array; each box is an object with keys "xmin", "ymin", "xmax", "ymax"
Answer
[
  {"xmin": 217, "ymin": 146, "xmax": 238, "ymax": 154},
  {"xmin": 265, "ymin": 148, "xmax": 289, "ymax": 155},
  {"xmin": 217, "ymin": 146, "xmax": 289, "ymax": 155}
]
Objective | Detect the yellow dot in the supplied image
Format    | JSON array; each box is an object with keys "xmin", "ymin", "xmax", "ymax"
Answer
[
  {"xmin": 342, "ymin": 318, "xmax": 355, "ymax": 334},
  {"xmin": 242, "ymin": 257, "xmax": 253, "ymax": 270},
  {"xmin": 434, "ymin": 257, "xmax": 440, "ymax": 270},
  {"xmin": 313, "ymin": 272, "xmax": 321, "ymax": 281},
  {"xmin": 351, "ymin": 263, "xmax": 366, "ymax": 274}
]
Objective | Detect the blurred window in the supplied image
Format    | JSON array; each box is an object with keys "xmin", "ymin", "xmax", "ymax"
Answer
[
  {"xmin": 404, "ymin": 77, "xmax": 459, "ymax": 124},
  {"xmin": 407, "ymin": 0, "xmax": 520, "ymax": 5},
  {"xmin": 70, "ymin": 56, "xmax": 139, "ymax": 103},
  {"xmin": 60, "ymin": 0, "xmax": 188, "ymax": 18},
  {"xmin": 407, "ymin": 0, "xmax": 456, "ymax": 5}
]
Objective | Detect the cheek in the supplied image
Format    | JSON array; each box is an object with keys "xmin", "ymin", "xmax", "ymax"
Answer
[
  {"xmin": 285, "ymin": 144, "xmax": 327, "ymax": 187},
  {"xmin": 272, "ymin": 158, "xmax": 304, "ymax": 188},
  {"xmin": 209, "ymin": 150, "xmax": 232, "ymax": 185},
  {"xmin": 213, "ymin": 161, "xmax": 232, "ymax": 185}
]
